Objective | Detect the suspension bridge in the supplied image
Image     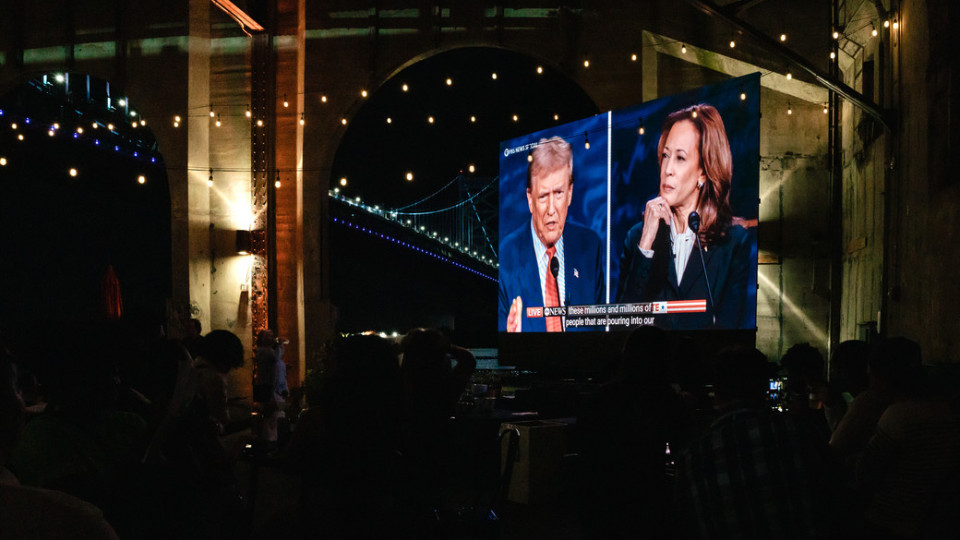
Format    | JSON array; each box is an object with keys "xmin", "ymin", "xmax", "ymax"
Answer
[{"xmin": 329, "ymin": 174, "xmax": 500, "ymax": 280}]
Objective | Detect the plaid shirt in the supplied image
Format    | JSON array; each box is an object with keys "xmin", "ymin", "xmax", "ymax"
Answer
[{"xmin": 680, "ymin": 407, "xmax": 837, "ymax": 539}]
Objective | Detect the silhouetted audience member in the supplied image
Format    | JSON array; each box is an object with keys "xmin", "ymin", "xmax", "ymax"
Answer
[
  {"xmin": 181, "ymin": 317, "xmax": 204, "ymax": 359},
  {"xmin": 578, "ymin": 326, "xmax": 690, "ymax": 539},
  {"xmin": 399, "ymin": 328, "xmax": 476, "ymax": 531},
  {"xmin": 285, "ymin": 334, "xmax": 404, "ymax": 539},
  {"xmin": 9, "ymin": 324, "xmax": 148, "ymax": 514},
  {"xmin": 830, "ymin": 340, "xmax": 898, "ymax": 461},
  {"xmin": 193, "ymin": 329, "xmax": 245, "ymax": 434},
  {"xmin": 820, "ymin": 339, "xmax": 870, "ymax": 432},
  {"xmin": 253, "ymin": 328, "xmax": 288, "ymax": 445},
  {"xmin": 681, "ymin": 346, "xmax": 839, "ymax": 539},
  {"xmin": 0, "ymin": 348, "xmax": 119, "ymax": 539},
  {"xmin": 853, "ymin": 337, "xmax": 960, "ymax": 538},
  {"xmin": 780, "ymin": 343, "xmax": 831, "ymax": 439}
]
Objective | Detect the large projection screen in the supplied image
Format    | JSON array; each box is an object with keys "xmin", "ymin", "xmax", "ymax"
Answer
[{"xmin": 498, "ymin": 74, "xmax": 760, "ymax": 334}]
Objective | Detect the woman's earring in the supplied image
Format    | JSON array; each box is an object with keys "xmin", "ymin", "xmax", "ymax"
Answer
[{"xmin": 698, "ymin": 182, "xmax": 704, "ymax": 189}]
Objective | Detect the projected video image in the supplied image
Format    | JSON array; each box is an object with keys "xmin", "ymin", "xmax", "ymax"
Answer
[{"xmin": 498, "ymin": 74, "xmax": 760, "ymax": 332}]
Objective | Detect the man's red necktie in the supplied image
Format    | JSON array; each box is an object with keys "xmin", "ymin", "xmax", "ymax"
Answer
[{"xmin": 544, "ymin": 247, "xmax": 562, "ymax": 332}]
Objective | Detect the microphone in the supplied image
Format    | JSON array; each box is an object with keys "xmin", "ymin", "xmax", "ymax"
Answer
[
  {"xmin": 688, "ymin": 211, "xmax": 716, "ymax": 326},
  {"xmin": 549, "ymin": 254, "xmax": 564, "ymax": 331}
]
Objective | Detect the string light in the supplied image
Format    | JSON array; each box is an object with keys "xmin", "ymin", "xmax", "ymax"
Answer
[
  {"xmin": 786, "ymin": 70, "xmax": 792, "ymax": 80},
  {"xmin": 69, "ymin": 168, "xmax": 78, "ymax": 177},
  {"xmin": 405, "ymin": 172, "xmax": 414, "ymax": 181},
  {"xmin": 256, "ymin": 118, "xmax": 263, "ymax": 127},
  {"xmin": 740, "ymin": 87, "xmax": 746, "ymax": 100},
  {"xmin": 787, "ymin": 103, "xmax": 793, "ymax": 115},
  {"xmin": 10, "ymin": 122, "xmax": 17, "ymax": 130},
  {"xmin": 512, "ymin": 114, "xmax": 518, "ymax": 122},
  {"xmin": 282, "ymin": 94, "xmax": 289, "ymax": 108},
  {"xmin": 584, "ymin": 133, "xmax": 590, "ymax": 150},
  {"xmin": 245, "ymin": 105, "xmax": 252, "ymax": 118},
  {"xmin": 681, "ymin": 43, "xmax": 687, "ymax": 54},
  {"xmin": 536, "ymin": 66, "xmax": 543, "ymax": 74},
  {"xmin": 386, "ymin": 117, "xmax": 392, "ymax": 124},
  {"xmin": 299, "ymin": 113, "xmax": 304, "ymax": 126},
  {"xmin": 131, "ymin": 121, "xmax": 137, "ymax": 128},
  {"xmin": 491, "ymin": 72, "xmax": 497, "ymax": 80},
  {"xmin": 583, "ymin": 59, "xmax": 590, "ymax": 68},
  {"xmin": 402, "ymin": 84, "xmax": 409, "ymax": 92},
  {"xmin": 884, "ymin": 20, "xmax": 890, "ymax": 28},
  {"xmin": 76, "ymin": 127, "xmax": 83, "ymax": 134},
  {"xmin": 427, "ymin": 116, "xmax": 434, "ymax": 124},
  {"xmin": 209, "ymin": 106, "xmax": 215, "ymax": 117},
  {"xmin": 92, "ymin": 122, "xmax": 98, "ymax": 129},
  {"xmin": 48, "ymin": 129, "xmax": 55, "ymax": 137},
  {"xmin": 729, "ymin": 39, "xmax": 736, "ymax": 48},
  {"xmin": 468, "ymin": 164, "xmax": 476, "ymax": 173},
  {"xmin": 140, "ymin": 119, "xmax": 146, "ymax": 126},
  {"xmin": 54, "ymin": 74, "xmax": 65, "ymax": 83},
  {"xmin": 216, "ymin": 114, "xmax": 222, "ymax": 127},
  {"xmin": 872, "ymin": 24, "xmax": 878, "ymax": 36},
  {"xmin": 833, "ymin": 30, "xmax": 839, "ymax": 39},
  {"xmin": 469, "ymin": 115, "xmax": 476, "ymax": 123},
  {"xmin": 445, "ymin": 78, "xmax": 453, "ymax": 86},
  {"xmin": 321, "ymin": 95, "xmax": 328, "ymax": 102},
  {"xmin": 780, "ymin": 33, "xmax": 787, "ymax": 42},
  {"xmin": 823, "ymin": 102, "xmax": 829, "ymax": 114},
  {"xmin": 340, "ymin": 177, "xmax": 347, "ymax": 186},
  {"xmin": 118, "ymin": 98, "xmax": 126, "ymax": 107},
  {"xmin": 893, "ymin": 19, "xmax": 899, "ymax": 30},
  {"xmin": 631, "ymin": 53, "xmax": 637, "ymax": 61},
  {"xmin": 830, "ymin": 51, "xmax": 836, "ymax": 60},
  {"xmin": 360, "ymin": 89, "xmax": 368, "ymax": 98},
  {"xmin": 553, "ymin": 114, "xmax": 559, "ymax": 121},
  {"xmin": 341, "ymin": 118, "xmax": 347, "ymax": 125},
  {"xmin": 53, "ymin": 122, "xmax": 60, "ymax": 130},
  {"xmin": 138, "ymin": 175, "xmax": 146, "ymax": 184},
  {"xmin": 0, "ymin": 157, "xmax": 6, "ymax": 166},
  {"xmin": 275, "ymin": 179, "xmax": 281, "ymax": 189},
  {"xmin": 208, "ymin": 169, "xmax": 213, "ymax": 187},
  {"xmin": 17, "ymin": 134, "xmax": 23, "ymax": 141}
]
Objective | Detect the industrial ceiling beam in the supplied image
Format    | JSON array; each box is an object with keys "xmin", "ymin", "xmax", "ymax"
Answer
[{"xmin": 684, "ymin": 0, "xmax": 891, "ymax": 129}]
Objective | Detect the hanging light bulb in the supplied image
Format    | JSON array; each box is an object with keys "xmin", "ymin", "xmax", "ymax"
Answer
[
  {"xmin": 554, "ymin": 114, "xmax": 559, "ymax": 121},
  {"xmin": 884, "ymin": 20, "xmax": 890, "ymax": 28},
  {"xmin": 69, "ymin": 167, "xmax": 78, "ymax": 177},
  {"xmin": 341, "ymin": 118, "xmax": 347, "ymax": 125},
  {"xmin": 275, "ymin": 179, "xmax": 281, "ymax": 189},
  {"xmin": 428, "ymin": 116, "xmax": 435, "ymax": 124},
  {"xmin": 321, "ymin": 95, "xmax": 328, "ymax": 102},
  {"xmin": 740, "ymin": 90, "xmax": 747, "ymax": 101},
  {"xmin": 256, "ymin": 118, "xmax": 263, "ymax": 127},
  {"xmin": 445, "ymin": 78, "xmax": 453, "ymax": 86},
  {"xmin": 583, "ymin": 59, "xmax": 590, "ymax": 68},
  {"xmin": 470, "ymin": 115, "xmax": 476, "ymax": 123},
  {"xmin": 786, "ymin": 70, "xmax": 792, "ymax": 80},
  {"xmin": 140, "ymin": 119, "xmax": 146, "ymax": 126},
  {"xmin": 360, "ymin": 89, "xmax": 368, "ymax": 98},
  {"xmin": 406, "ymin": 171, "xmax": 414, "ymax": 181},
  {"xmin": 491, "ymin": 72, "xmax": 498, "ymax": 80},
  {"xmin": 892, "ymin": 19, "xmax": 899, "ymax": 30},
  {"xmin": 208, "ymin": 169, "xmax": 213, "ymax": 187},
  {"xmin": 537, "ymin": 66, "xmax": 543, "ymax": 74},
  {"xmin": 0, "ymin": 157, "xmax": 6, "ymax": 166},
  {"xmin": 340, "ymin": 177, "xmax": 348, "ymax": 186},
  {"xmin": 780, "ymin": 33, "xmax": 787, "ymax": 42},
  {"xmin": 245, "ymin": 105, "xmax": 252, "ymax": 118},
  {"xmin": 216, "ymin": 114, "xmax": 222, "ymax": 127},
  {"xmin": 512, "ymin": 114, "xmax": 518, "ymax": 122},
  {"xmin": 76, "ymin": 127, "xmax": 84, "ymax": 134},
  {"xmin": 681, "ymin": 43, "xmax": 687, "ymax": 54},
  {"xmin": 872, "ymin": 24, "xmax": 878, "ymax": 36},
  {"xmin": 823, "ymin": 102, "xmax": 829, "ymax": 114},
  {"xmin": 299, "ymin": 112, "xmax": 305, "ymax": 126},
  {"xmin": 692, "ymin": 108, "xmax": 698, "ymax": 119},
  {"xmin": 468, "ymin": 164, "xmax": 476, "ymax": 173},
  {"xmin": 527, "ymin": 153, "xmax": 533, "ymax": 163},
  {"xmin": 729, "ymin": 39, "xmax": 736, "ymax": 48},
  {"xmin": 138, "ymin": 175, "xmax": 146, "ymax": 184},
  {"xmin": 209, "ymin": 106, "xmax": 215, "ymax": 117},
  {"xmin": 283, "ymin": 94, "xmax": 289, "ymax": 108},
  {"xmin": 833, "ymin": 30, "xmax": 840, "ymax": 39},
  {"xmin": 830, "ymin": 51, "xmax": 836, "ymax": 60},
  {"xmin": 584, "ymin": 133, "xmax": 590, "ymax": 150},
  {"xmin": 92, "ymin": 122, "xmax": 99, "ymax": 129},
  {"xmin": 787, "ymin": 103, "xmax": 793, "ymax": 115}
]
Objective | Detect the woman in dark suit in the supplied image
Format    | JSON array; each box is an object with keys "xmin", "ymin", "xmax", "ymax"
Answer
[{"xmin": 616, "ymin": 104, "xmax": 750, "ymax": 329}]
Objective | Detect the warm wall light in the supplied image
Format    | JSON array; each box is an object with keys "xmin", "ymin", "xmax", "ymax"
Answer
[{"xmin": 236, "ymin": 230, "xmax": 253, "ymax": 255}]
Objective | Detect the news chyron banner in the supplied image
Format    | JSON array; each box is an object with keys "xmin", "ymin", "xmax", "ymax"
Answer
[{"xmin": 498, "ymin": 74, "xmax": 760, "ymax": 332}]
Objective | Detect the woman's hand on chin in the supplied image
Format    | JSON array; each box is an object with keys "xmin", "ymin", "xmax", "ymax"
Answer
[{"xmin": 639, "ymin": 196, "xmax": 671, "ymax": 251}]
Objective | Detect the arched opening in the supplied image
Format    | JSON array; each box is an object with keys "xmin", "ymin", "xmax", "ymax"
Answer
[
  {"xmin": 328, "ymin": 47, "xmax": 598, "ymax": 343},
  {"xmin": 0, "ymin": 72, "xmax": 171, "ymax": 330}
]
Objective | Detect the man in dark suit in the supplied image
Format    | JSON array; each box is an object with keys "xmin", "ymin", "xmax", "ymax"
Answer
[{"xmin": 498, "ymin": 136, "xmax": 604, "ymax": 332}]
